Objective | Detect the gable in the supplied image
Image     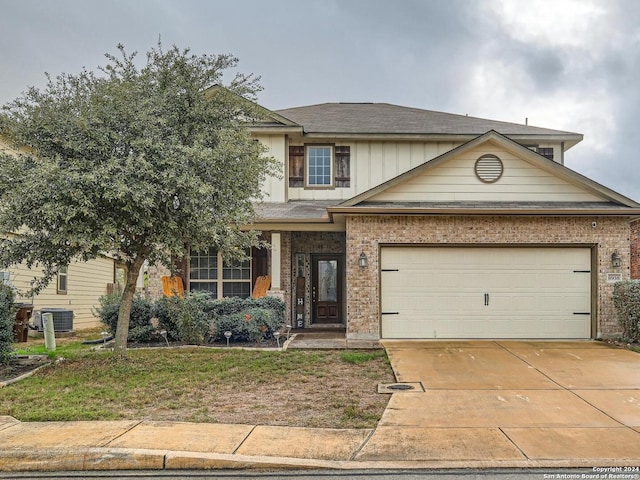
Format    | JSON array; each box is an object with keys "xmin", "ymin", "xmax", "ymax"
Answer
[
  {"xmin": 371, "ymin": 144, "xmax": 603, "ymax": 203},
  {"xmin": 340, "ymin": 131, "xmax": 640, "ymax": 209}
]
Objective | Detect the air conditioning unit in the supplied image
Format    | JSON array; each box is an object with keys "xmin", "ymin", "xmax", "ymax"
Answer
[{"xmin": 33, "ymin": 308, "xmax": 74, "ymax": 332}]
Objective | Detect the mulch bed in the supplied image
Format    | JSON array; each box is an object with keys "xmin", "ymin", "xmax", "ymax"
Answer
[{"xmin": 0, "ymin": 358, "xmax": 50, "ymax": 383}]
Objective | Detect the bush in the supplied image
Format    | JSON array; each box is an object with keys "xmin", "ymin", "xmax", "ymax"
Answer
[
  {"xmin": 0, "ymin": 284, "xmax": 15, "ymax": 365},
  {"xmin": 95, "ymin": 294, "xmax": 155, "ymax": 343},
  {"xmin": 203, "ymin": 295, "xmax": 285, "ymax": 343},
  {"xmin": 213, "ymin": 307, "xmax": 280, "ymax": 343},
  {"xmin": 613, "ymin": 280, "xmax": 640, "ymax": 342},
  {"xmin": 155, "ymin": 293, "xmax": 211, "ymax": 344}
]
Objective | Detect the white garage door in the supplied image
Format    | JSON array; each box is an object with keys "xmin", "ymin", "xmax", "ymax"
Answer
[{"xmin": 381, "ymin": 247, "xmax": 592, "ymax": 339}]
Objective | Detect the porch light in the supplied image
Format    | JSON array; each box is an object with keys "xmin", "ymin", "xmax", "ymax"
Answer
[
  {"xmin": 611, "ymin": 252, "xmax": 621, "ymax": 268},
  {"xmin": 358, "ymin": 252, "xmax": 368, "ymax": 268}
]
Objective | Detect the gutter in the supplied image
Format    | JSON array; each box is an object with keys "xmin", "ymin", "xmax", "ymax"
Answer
[{"xmin": 326, "ymin": 207, "xmax": 640, "ymax": 217}]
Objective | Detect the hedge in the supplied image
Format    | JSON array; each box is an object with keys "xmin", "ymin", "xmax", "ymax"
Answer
[{"xmin": 613, "ymin": 280, "xmax": 640, "ymax": 342}]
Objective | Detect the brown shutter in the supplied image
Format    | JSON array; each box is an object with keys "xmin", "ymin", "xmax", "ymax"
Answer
[
  {"xmin": 289, "ymin": 146, "xmax": 304, "ymax": 187},
  {"xmin": 335, "ymin": 146, "xmax": 350, "ymax": 187}
]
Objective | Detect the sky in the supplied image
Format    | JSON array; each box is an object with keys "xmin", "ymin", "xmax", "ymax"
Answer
[{"xmin": 1, "ymin": 0, "xmax": 639, "ymax": 201}]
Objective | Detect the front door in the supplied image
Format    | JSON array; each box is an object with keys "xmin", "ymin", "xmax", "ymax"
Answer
[{"xmin": 312, "ymin": 255, "xmax": 343, "ymax": 324}]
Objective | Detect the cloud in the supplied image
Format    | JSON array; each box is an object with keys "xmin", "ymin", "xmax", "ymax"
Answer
[{"xmin": 0, "ymin": 0, "xmax": 638, "ymax": 199}]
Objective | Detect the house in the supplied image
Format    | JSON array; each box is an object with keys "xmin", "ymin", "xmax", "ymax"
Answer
[
  {"xmin": 158, "ymin": 102, "xmax": 640, "ymax": 341},
  {"xmin": 4, "ymin": 256, "xmax": 119, "ymax": 331}
]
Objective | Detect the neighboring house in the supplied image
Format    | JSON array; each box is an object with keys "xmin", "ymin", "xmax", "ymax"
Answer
[
  {"xmin": 4, "ymin": 256, "xmax": 117, "ymax": 330},
  {"xmin": 215, "ymin": 101, "xmax": 638, "ymax": 341}
]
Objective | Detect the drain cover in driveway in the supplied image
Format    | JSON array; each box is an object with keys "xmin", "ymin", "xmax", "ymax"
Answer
[{"xmin": 377, "ymin": 382, "xmax": 424, "ymax": 393}]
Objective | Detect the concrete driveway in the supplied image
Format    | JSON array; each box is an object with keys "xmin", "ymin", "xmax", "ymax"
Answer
[{"xmin": 357, "ymin": 340, "xmax": 640, "ymax": 465}]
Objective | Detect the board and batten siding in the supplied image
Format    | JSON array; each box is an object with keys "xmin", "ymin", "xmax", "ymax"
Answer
[
  {"xmin": 9, "ymin": 256, "xmax": 115, "ymax": 330},
  {"xmin": 278, "ymin": 140, "xmax": 460, "ymax": 201},
  {"xmin": 372, "ymin": 146, "xmax": 603, "ymax": 203},
  {"xmin": 254, "ymin": 134, "xmax": 287, "ymax": 203}
]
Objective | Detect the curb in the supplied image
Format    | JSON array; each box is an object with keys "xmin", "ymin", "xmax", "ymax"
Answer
[{"xmin": 1, "ymin": 447, "xmax": 639, "ymax": 472}]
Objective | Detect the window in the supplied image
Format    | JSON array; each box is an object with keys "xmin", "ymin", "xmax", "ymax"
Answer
[
  {"xmin": 523, "ymin": 144, "xmax": 554, "ymax": 161},
  {"xmin": 189, "ymin": 248, "xmax": 251, "ymax": 299},
  {"xmin": 537, "ymin": 147, "xmax": 554, "ymax": 160},
  {"xmin": 57, "ymin": 266, "xmax": 68, "ymax": 294},
  {"xmin": 289, "ymin": 145, "xmax": 350, "ymax": 188},
  {"xmin": 306, "ymin": 146, "xmax": 333, "ymax": 186}
]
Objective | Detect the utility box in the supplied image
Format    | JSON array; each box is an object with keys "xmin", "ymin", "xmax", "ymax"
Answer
[
  {"xmin": 13, "ymin": 303, "xmax": 33, "ymax": 342},
  {"xmin": 33, "ymin": 308, "xmax": 74, "ymax": 333}
]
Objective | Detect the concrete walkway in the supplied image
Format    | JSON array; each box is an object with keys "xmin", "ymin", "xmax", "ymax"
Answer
[{"xmin": 0, "ymin": 340, "xmax": 639, "ymax": 471}]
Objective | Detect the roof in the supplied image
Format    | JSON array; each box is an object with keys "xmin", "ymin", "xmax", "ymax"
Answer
[
  {"xmin": 253, "ymin": 200, "xmax": 340, "ymax": 222},
  {"xmin": 275, "ymin": 103, "xmax": 582, "ymax": 138}
]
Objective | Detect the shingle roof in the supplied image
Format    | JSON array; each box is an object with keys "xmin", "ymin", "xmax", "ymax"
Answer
[
  {"xmin": 253, "ymin": 201, "xmax": 340, "ymax": 221},
  {"xmin": 275, "ymin": 103, "xmax": 580, "ymax": 137}
]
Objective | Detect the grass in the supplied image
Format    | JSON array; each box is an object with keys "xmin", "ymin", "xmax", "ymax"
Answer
[{"xmin": 1, "ymin": 331, "xmax": 395, "ymax": 429}]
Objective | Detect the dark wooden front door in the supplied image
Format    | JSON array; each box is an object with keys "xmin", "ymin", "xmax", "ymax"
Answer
[{"xmin": 312, "ymin": 255, "xmax": 343, "ymax": 324}]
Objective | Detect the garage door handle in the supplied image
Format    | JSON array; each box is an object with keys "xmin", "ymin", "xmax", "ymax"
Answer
[
  {"xmin": 381, "ymin": 312, "xmax": 399, "ymax": 315},
  {"xmin": 573, "ymin": 312, "xmax": 590, "ymax": 315},
  {"xmin": 484, "ymin": 293, "xmax": 489, "ymax": 306}
]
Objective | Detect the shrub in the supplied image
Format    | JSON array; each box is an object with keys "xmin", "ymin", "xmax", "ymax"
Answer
[
  {"xmin": 155, "ymin": 293, "xmax": 211, "ymax": 344},
  {"xmin": 95, "ymin": 294, "xmax": 155, "ymax": 343},
  {"xmin": 613, "ymin": 280, "xmax": 640, "ymax": 342},
  {"xmin": 204, "ymin": 295, "xmax": 285, "ymax": 343},
  {"xmin": 153, "ymin": 295, "xmax": 182, "ymax": 341},
  {"xmin": 0, "ymin": 284, "xmax": 15, "ymax": 365},
  {"xmin": 213, "ymin": 307, "xmax": 280, "ymax": 343},
  {"xmin": 206, "ymin": 296, "xmax": 286, "ymax": 324}
]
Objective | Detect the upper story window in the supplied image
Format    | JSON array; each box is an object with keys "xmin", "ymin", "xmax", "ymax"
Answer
[
  {"xmin": 524, "ymin": 144, "xmax": 554, "ymax": 161},
  {"xmin": 537, "ymin": 147, "xmax": 554, "ymax": 160},
  {"xmin": 289, "ymin": 145, "xmax": 350, "ymax": 189},
  {"xmin": 307, "ymin": 146, "xmax": 333, "ymax": 187},
  {"xmin": 57, "ymin": 266, "xmax": 68, "ymax": 294}
]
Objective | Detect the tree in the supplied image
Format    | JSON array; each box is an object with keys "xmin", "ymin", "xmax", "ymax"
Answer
[{"xmin": 0, "ymin": 43, "xmax": 278, "ymax": 356}]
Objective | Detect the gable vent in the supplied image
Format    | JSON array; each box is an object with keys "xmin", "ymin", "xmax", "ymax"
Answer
[{"xmin": 475, "ymin": 154, "xmax": 503, "ymax": 183}]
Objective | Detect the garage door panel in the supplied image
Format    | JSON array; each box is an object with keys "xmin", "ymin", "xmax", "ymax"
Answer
[{"xmin": 381, "ymin": 247, "xmax": 591, "ymax": 339}]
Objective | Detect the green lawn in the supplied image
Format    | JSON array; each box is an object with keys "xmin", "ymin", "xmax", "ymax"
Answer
[{"xmin": 2, "ymin": 338, "xmax": 394, "ymax": 428}]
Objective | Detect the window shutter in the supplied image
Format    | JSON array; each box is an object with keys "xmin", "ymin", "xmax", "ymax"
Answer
[
  {"xmin": 289, "ymin": 146, "xmax": 304, "ymax": 187},
  {"xmin": 335, "ymin": 146, "xmax": 350, "ymax": 188}
]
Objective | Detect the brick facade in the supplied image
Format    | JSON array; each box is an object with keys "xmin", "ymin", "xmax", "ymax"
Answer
[
  {"xmin": 632, "ymin": 219, "xmax": 640, "ymax": 280},
  {"xmin": 345, "ymin": 215, "xmax": 631, "ymax": 340}
]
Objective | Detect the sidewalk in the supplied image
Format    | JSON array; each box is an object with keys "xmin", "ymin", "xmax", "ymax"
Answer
[{"xmin": 1, "ymin": 415, "xmax": 638, "ymax": 472}]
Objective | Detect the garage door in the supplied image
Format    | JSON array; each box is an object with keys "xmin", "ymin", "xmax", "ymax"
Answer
[{"xmin": 381, "ymin": 247, "xmax": 592, "ymax": 339}]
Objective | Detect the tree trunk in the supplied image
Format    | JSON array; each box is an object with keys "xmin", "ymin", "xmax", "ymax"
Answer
[{"xmin": 113, "ymin": 252, "xmax": 148, "ymax": 358}]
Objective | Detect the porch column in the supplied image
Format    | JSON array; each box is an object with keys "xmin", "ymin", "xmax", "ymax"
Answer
[{"xmin": 271, "ymin": 232, "xmax": 281, "ymax": 290}]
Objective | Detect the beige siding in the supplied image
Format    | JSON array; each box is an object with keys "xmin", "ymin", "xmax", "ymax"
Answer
[
  {"xmin": 373, "ymin": 146, "xmax": 603, "ymax": 202},
  {"xmin": 285, "ymin": 140, "xmax": 462, "ymax": 201},
  {"xmin": 254, "ymin": 134, "xmax": 287, "ymax": 203},
  {"xmin": 8, "ymin": 256, "xmax": 115, "ymax": 330},
  {"xmin": 258, "ymin": 137, "xmax": 569, "ymax": 202}
]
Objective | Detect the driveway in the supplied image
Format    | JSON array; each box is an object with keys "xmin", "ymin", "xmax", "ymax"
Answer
[{"xmin": 356, "ymin": 341, "xmax": 640, "ymax": 465}]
